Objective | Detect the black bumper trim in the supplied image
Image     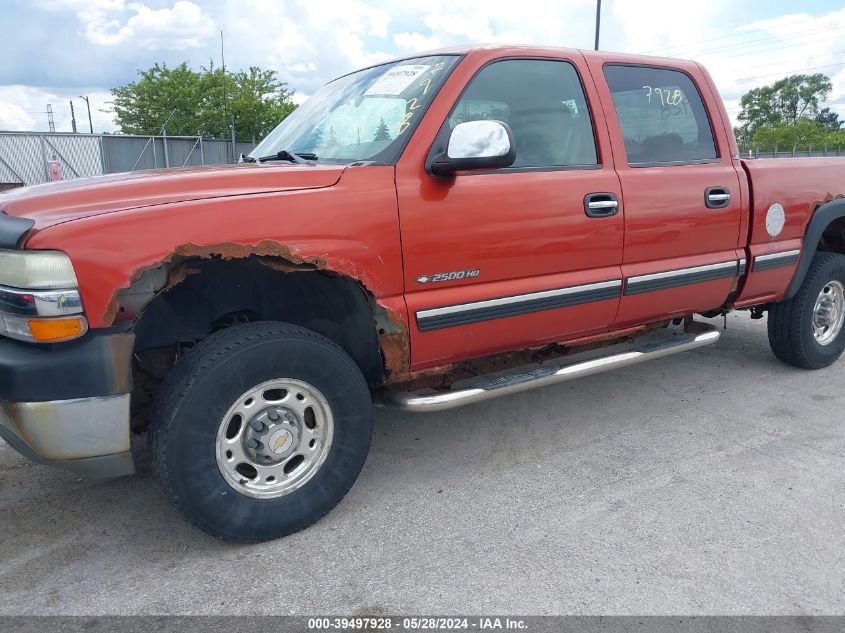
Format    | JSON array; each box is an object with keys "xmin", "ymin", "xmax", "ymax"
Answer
[{"xmin": 0, "ymin": 330, "xmax": 134, "ymax": 402}]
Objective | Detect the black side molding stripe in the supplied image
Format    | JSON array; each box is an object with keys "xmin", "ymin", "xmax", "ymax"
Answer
[
  {"xmin": 416, "ymin": 280, "xmax": 621, "ymax": 331},
  {"xmin": 752, "ymin": 249, "xmax": 801, "ymax": 272},
  {"xmin": 624, "ymin": 261, "xmax": 737, "ymax": 296}
]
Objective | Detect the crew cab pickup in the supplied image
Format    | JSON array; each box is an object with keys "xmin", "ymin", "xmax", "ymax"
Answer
[{"xmin": 2, "ymin": 45, "xmax": 844, "ymax": 542}]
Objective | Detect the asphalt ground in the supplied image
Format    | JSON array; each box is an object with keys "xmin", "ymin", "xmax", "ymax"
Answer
[{"xmin": 0, "ymin": 313, "xmax": 842, "ymax": 615}]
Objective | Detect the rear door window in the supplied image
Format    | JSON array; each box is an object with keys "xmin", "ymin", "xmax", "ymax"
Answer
[{"xmin": 603, "ymin": 65, "xmax": 718, "ymax": 166}]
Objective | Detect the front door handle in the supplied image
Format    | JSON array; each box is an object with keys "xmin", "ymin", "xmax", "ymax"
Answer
[
  {"xmin": 705, "ymin": 186, "xmax": 731, "ymax": 209},
  {"xmin": 584, "ymin": 193, "xmax": 619, "ymax": 218}
]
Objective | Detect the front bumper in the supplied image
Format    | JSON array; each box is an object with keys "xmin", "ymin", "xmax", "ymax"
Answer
[{"xmin": 0, "ymin": 330, "xmax": 136, "ymax": 477}]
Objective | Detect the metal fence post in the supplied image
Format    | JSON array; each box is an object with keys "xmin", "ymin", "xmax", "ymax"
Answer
[
  {"xmin": 808, "ymin": 144, "xmax": 812, "ymax": 157},
  {"xmin": 199, "ymin": 137, "xmax": 204, "ymax": 165},
  {"xmin": 754, "ymin": 144, "xmax": 759, "ymax": 159},
  {"xmin": 229, "ymin": 124, "xmax": 237, "ymax": 164},
  {"xmin": 99, "ymin": 134, "xmax": 107, "ymax": 175},
  {"xmin": 792, "ymin": 144, "xmax": 797, "ymax": 157},
  {"xmin": 162, "ymin": 130, "xmax": 170, "ymax": 168},
  {"xmin": 773, "ymin": 142, "xmax": 778, "ymax": 157},
  {"xmin": 152, "ymin": 136, "xmax": 157, "ymax": 168},
  {"xmin": 38, "ymin": 134, "xmax": 50, "ymax": 182},
  {"xmin": 824, "ymin": 143, "xmax": 828, "ymax": 157}
]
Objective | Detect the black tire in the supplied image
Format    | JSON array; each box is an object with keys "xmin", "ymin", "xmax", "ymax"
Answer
[
  {"xmin": 149, "ymin": 321, "xmax": 373, "ymax": 542},
  {"xmin": 768, "ymin": 252, "xmax": 845, "ymax": 369}
]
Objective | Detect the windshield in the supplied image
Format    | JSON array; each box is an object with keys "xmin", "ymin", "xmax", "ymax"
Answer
[{"xmin": 251, "ymin": 55, "xmax": 461, "ymax": 164}]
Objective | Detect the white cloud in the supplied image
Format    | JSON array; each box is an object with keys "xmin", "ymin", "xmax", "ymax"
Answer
[
  {"xmin": 393, "ymin": 31, "xmax": 441, "ymax": 53},
  {"xmin": 0, "ymin": 86, "xmax": 116, "ymax": 132},
  {"xmin": 219, "ymin": 0, "xmax": 395, "ymax": 96},
  {"xmin": 35, "ymin": 0, "xmax": 215, "ymax": 50},
  {"xmin": 0, "ymin": 101, "xmax": 35, "ymax": 132},
  {"xmin": 10, "ymin": 1, "xmax": 845, "ymax": 134}
]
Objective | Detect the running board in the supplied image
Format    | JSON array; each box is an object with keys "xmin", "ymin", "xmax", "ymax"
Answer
[{"xmin": 382, "ymin": 321, "xmax": 720, "ymax": 413}]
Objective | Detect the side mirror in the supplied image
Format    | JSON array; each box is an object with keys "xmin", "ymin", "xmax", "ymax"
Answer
[{"xmin": 430, "ymin": 120, "xmax": 516, "ymax": 177}]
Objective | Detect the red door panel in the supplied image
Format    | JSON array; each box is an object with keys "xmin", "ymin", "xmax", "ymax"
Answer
[
  {"xmin": 613, "ymin": 162, "xmax": 742, "ymax": 326},
  {"xmin": 583, "ymin": 54, "xmax": 744, "ymax": 326},
  {"xmin": 399, "ymin": 169, "xmax": 624, "ymax": 369}
]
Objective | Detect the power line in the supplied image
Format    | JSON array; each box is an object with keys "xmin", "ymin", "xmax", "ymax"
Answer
[
  {"xmin": 640, "ymin": 23, "xmax": 839, "ymax": 57},
  {"xmin": 734, "ymin": 60, "xmax": 845, "ymax": 83},
  {"xmin": 660, "ymin": 21, "xmax": 828, "ymax": 48},
  {"xmin": 696, "ymin": 31, "xmax": 845, "ymax": 62},
  {"xmin": 725, "ymin": 49, "xmax": 845, "ymax": 74}
]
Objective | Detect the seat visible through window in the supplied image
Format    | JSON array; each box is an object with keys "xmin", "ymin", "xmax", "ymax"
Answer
[{"xmin": 448, "ymin": 59, "xmax": 598, "ymax": 169}]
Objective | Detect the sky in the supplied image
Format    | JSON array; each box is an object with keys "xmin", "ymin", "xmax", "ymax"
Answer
[{"xmin": 1, "ymin": 0, "xmax": 845, "ymax": 134}]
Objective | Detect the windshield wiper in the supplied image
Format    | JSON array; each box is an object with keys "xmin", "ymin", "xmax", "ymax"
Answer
[{"xmin": 240, "ymin": 150, "xmax": 318, "ymax": 164}]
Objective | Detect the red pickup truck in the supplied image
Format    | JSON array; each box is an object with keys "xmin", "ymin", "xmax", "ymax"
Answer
[{"xmin": 1, "ymin": 45, "xmax": 844, "ymax": 541}]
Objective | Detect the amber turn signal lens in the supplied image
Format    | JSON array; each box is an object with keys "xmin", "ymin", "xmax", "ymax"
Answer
[{"xmin": 28, "ymin": 317, "xmax": 87, "ymax": 342}]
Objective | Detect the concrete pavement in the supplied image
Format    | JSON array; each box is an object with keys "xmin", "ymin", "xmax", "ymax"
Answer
[{"xmin": 1, "ymin": 313, "xmax": 842, "ymax": 615}]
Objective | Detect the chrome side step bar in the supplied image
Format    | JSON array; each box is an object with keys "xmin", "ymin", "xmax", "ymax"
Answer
[{"xmin": 382, "ymin": 321, "xmax": 720, "ymax": 413}]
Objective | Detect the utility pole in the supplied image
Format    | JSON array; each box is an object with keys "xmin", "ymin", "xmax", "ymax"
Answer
[
  {"xmin": 69, "ymin": 100, "xmax": 78, "ymax": 133},
  {"xmin": 46, "ymin": 104, "xmax": 55, "ymax": 132},
  {"xmin": 594, "ymin": 0, "xmax": 602, "ymax": 51},
  {"xmin": 221, "ymin": 29, "xmax": 237, "ymax": 163},
  {"xmin": 79, "ymin": 95, "xmax": 93, "ymax": 133}
]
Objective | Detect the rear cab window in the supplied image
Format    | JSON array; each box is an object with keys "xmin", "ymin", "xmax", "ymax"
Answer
[{"xmin": 603, "ymin": 65, "xmax": 718, "ymax": 166}]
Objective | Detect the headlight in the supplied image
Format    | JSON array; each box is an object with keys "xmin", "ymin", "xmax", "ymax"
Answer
[
  {"xmin": 0, "ymin": 249, "xmax": 78, "ymax": 289},
  {"xmin": 0, "ymin": 249, "xmax": 86, "ymax": 343}
]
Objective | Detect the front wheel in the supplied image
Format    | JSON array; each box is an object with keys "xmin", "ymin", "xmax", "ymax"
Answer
[
  {"xmin": 768, "ymin": 252, "xmax": 845, "ymax": 369},
  {"xmin": 150, "ymin": 322, "xmax": 373, "ymax": 542}
]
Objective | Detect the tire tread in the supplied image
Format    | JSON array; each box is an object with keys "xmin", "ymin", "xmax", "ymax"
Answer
[
  {"xmin": 149, "ymin": 321, "xmax": 371, "ymax": 543},
  {"xmin": 768, "ymin": 251, "xmax": 845, "ymax": 369}
]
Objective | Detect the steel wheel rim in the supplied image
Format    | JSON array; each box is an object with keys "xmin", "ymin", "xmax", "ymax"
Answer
[
  {"xmin": 215, "ymin": 378, "xmax": 334, "ymax": 499},
  {"xmin": 812, "ymin": 280, "xmax": 845, "ymax": 346}
]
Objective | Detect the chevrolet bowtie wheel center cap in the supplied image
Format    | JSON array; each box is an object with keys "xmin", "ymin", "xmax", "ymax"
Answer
[{"xmin": 243, "ymin": 406, "xmax": 301, "ymax": 464}]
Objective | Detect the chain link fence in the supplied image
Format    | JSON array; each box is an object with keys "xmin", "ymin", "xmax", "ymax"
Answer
[
  {"xmin": 738, "ymin": 144, "xmax": 845, "ymax": 159},
  {"xmin": 5, "ymin": 131, "xmax": 844, "ymax": 190},
  {"xmin": 0, "ymin": 132, "xmax": 257, "ymax": 189}
]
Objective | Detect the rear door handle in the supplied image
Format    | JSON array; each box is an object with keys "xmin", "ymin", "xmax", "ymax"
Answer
[
  {"xmin": 705, "ymin": 187, "xmax": 731, "ymax": 209},
  {"xmin": 584, "ymin": 193, "xmax": 619, "ymax": 218}
]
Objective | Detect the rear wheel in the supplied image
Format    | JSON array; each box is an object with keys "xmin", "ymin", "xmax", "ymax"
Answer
[
  {"xmin": 768, "ymin": 252, "xmax": 845, "ymax": 369},
  {"xmin": 150, "ymin": 321, "xmax": 373, "ymax": 542}
]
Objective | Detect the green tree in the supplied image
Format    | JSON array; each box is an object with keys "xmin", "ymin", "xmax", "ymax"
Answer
[
  {"xmin": 373, "ymin": 117, "xmax": 391, "ymax": 141},
  {"xmin": 734, "ymin": 73, "xmax": 836, "ymax": 147},
  {"xmin": 815, "ymin": 106, "xmax": 843, "ymax": 131},
  {"xmin": 227, "ymin": 66, "xmax": 297, "ymax": 143},
  {"xmin": 751, "ymin": 120, "xmax": 845, "ymax": 152},
  {"xmin": 110, "ymin": 61, "xmax": 296, "ymax": 141},
  {"xmin": 111, "ymin": 62, "xmax": 205, "ymax": 136}
]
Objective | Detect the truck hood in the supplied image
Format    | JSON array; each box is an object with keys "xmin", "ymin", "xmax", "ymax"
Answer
[{"xmin": 0, "ymin": 163, "xmax": 345, "ymax": 231}]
